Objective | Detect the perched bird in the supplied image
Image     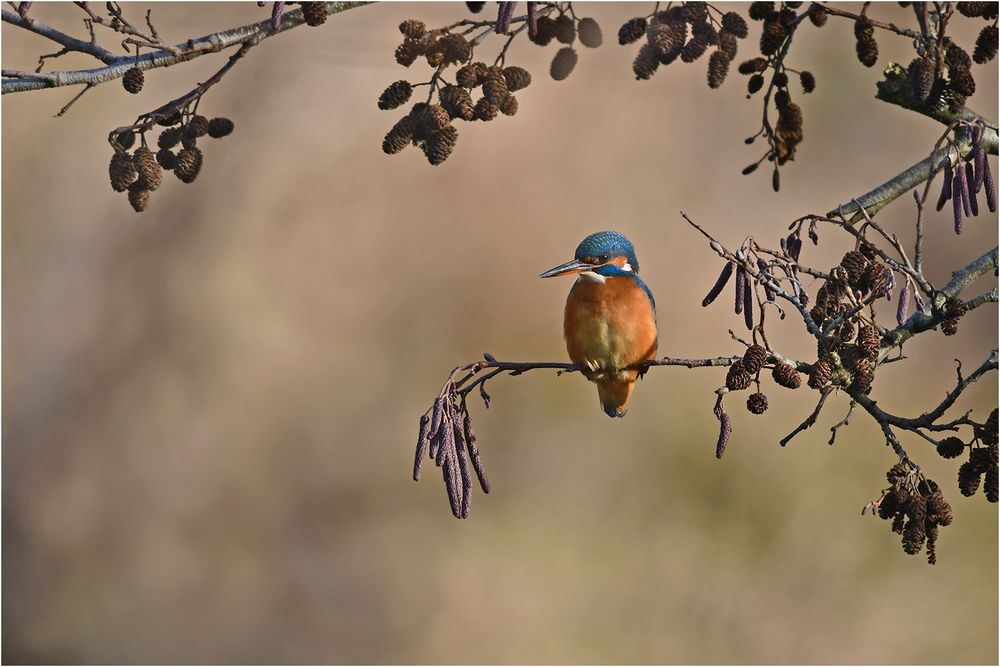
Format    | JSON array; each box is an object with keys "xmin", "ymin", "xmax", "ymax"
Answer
[{"xmin": 540, "ymin": 231, "xmax": 658, "ymax": 418}]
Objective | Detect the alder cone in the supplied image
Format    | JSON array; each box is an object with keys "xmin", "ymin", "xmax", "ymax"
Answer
[{"xmin": 550, "ymin": 47, "xmax": 578, "ymax": 81}]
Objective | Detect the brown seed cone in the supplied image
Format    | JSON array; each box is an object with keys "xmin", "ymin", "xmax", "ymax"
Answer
[
  {"xmin": 974, "ymin": 25, "xmax": 998, "ymax": 64},
  {"xmin": 725, "ymin": 360, "xmax": 753, "ymax": 391},
  {"xmin": 739, "ymin": 57, "xmax": 768, "ymax": 74},
  {"xmin": 382, "ymin": 115, "xmax": 414, "ymax": 154},
  {"xmin": 482, "ymin": 67, "xmax": 509, "ymax": 105},
  {"xmin": 499, "ymin": 94, "xmax": 518, "ymax": 116},
  {"xmin": 748, "ymin": 2, "xmax": 775, "ymax": 20},
  {"xmin": 926, "ymin": 490, "xmax": 954, "ymax": 526},
  {"xmin": 550, "ymin": 47, "xmax": 578, "ymax": 81},
  {"xmin": 807, "ymin": 3, "xmax": 828, "ymax": 26},
  {"xmin": 187, "ymin": 115, "xmax": 209, "ymax": 138},
  {"xmin": 949, "ymin": 66, "xmax": 976, "ymax": 97},
  {"xmin": 937, "ymin": 436, "xmax": 966, "ymax": 459},
  {"xmin": 156, "ymin": 148, "xmax": 178, "ymax": 170},
  {"xmin": 907, "ymin": 57, "xmax": 935, "ymax": 104},
  {"xmin": 747, "ymin": 73, "xmax": 764, "ymax": 94},
  {"xmin": 425, "ymin": 50, "xmax": 445, "ymax": 67},
  {"xmin": 901, "ymin": 496, "xmax": 927, "ymax": 555},
  {"xmin": 958, "ymin": 459, "xmax": 983, "ymax": 496},
  {"xmin": 839, "ymin": 250, "xmax": 869, "ymax": 288},
  {"xmin": 132, "ymin": 147, "xmax": 162, "ymax": 192},
  {"xmin": 743, "ymin": 345, "xmax": 767, "ymax": 374},
  {"xmin": 718, "ymin": 32, "xmax": 738, "ymax": 60},
  {"xmin": 808, "ymin": 359, "xmax": 832, "ymax": 389},
  {"xmin": 301, "ymin": 2, "xmax": 327, "ymax": 26},
  {"xmin": 707, "ymin": 50, "xmax": 730, "ymax": 89},
  {"xmin": 456, "ymin": 63, "xmax": 485, "ymax": 88},
  {"xmin": 978, "ymin": 409, "xmax": 998, "ymax": 446},
  {"xmin": 577, "ymin": 17, "xmax": 603, "ymax": 48},
  {"xmin": 799, "ymin": 71, "xmax": 816, "ymax": 93},
  {"xmin": 618, "ymin": 17, "xmax": 647, "ymax": 45},
  {"xmin": 440, "ymin": 33, "xmax": 472, "ymax": 64},
  {"xmin": 553, "ymin": 14, "xmax": 575, "ymax": 44},
  {"xmin": 838, "ymin": 319, "xmax": 856, "ymax": 343},
  {"xmin": 174, "ymin": 147, "xmax": 203, "ymax": 184},
  {"xmin": 157, "ymin": 127, "xmax": 182, "ymax": 149},
  {"xmin": 857, "ymin": 325, "xmax": 880, "ymax": 358},
  {"xmin": 530, "ymin": 15, "xmax": 556, "ymax": 45},
  {"xmin": 681, "ymin": 35, "xmax": 710, "ymax": 62},
  {"xmin": 887, "ymin": 461, "xmax": 909, "ymax": 484},
  {"xmin": 746, "ymin": 392, "xmax": 768, "ymax": 414},
  {"xmin": 422, "ymin": 125, "xmax": 458, "ymax": 166},
  {"xmin": 771, "ymin": 362, "xmax": 801, "ymax": 389},
  {"xmin": 473, "ymin": 97, "xmax": 498, "ymax": 121},
  {"xmin": 378, "ymin": 80, "xmax": 413, "ymax": 110},
  {"xmin": 181, "ymin": 134, "xmax": 198, "ymax": 151},
  {"xmin": 394, "ymin": 39, "xmax": 421, "ymax": 67},
  {"xmin": 109, "ymin": 151, "xmax": 137, "ymax": 192},
  {"xmin": 856, "ymin": 34, "xmax": 878, "ymax": 67},
  {"xmin": 122, "ymin": 67, "xmax": 144, "ymax": 94},
  {"xmin": 502, "ymin": 66, "xmax": 532, "ymax": 92},
  {"xmin": 127, "ymin": 185, "xmax": 150, "ymax": 212},
  {"xmin": 957, "ymin": 1, "xmax": 987, "ymax": 16},
  {"xmin": 633, "ymin": 43, "xmax": 660, "ymax": 80},
  {"xmin": 759, "ymin": 20, "xmax": 786, "ymax": 56},
  {"xmin": 721, "ymin": 12, "xmax": 748, "ymax": 39},
  {"xmin": 412, "ymin": 103, "xmax": 450, "ymax": 135},
  {"xmin": 985, "ymin": 462, "xmax": 998, "ymax": 503},
  {"xmin": 399, "ymin": 19, "xmax": 426, "ymax": 39},
  {"xmin": 207, "ymin": 117, "xmax": 234, "ymax": 139},
  {"xmin": 440, "ymin": 85, "xmax": 475, "ymax": 121},
  {"xmin": 945, "ymin": 40, "xmax": 972, "ymax": 69}
]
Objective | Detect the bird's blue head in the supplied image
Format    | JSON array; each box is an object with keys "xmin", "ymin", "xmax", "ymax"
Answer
[{"xmin": 539, "ymin": 231, "xmax": 640, "ymax": 279}]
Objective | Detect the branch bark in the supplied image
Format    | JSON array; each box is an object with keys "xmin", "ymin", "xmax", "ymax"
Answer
[{"xmin": 2, "ymin": 2, "xmax": 371, "ymax": 94}]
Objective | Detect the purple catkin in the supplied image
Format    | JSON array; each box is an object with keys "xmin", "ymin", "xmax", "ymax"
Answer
[
  {"xmin": 973, "ymin": 127, "xmax": 985, "ymax": 193},
  {"xmin": 936, "ymin": 161, "xmax": 953, "ymax": 211},
  {"xmin": 496, "ymin": 1, "xmax": 515, "ymax": 33},
  {"xmin": 957, "ymin": 160, "xmax": 972, "ymax": 217},
  {"xmin": 463, "ymin": 413, "xmax": 490, "ymax": 493},
  {"xmin": 453, "ymin": 422, "xmax": 473, "ymax": 518},
  {"xmin": 790, "ymin": 237, "xmax": 802, "ymax": 261},
  {"xmin": 714, "ymin": 405, "xmax": 732, "ymax": 459},
  {"xmin": 735, "ymin": 266, "xmax": 746, "ymax": 314},
  {"xmin": 953, "ymin": 170, "xmax": 964, "ymax": 234},
  {"xmin": 702, "ymin": 262, "xmax": 734, "ymax": 307},
  {"xmin": 966, "ymin": 162, "xmax": 980, "ymax": 216},
  {"xmin": 413, "ymin": 414, "xmax": 430, "ymax": 481},
  {"xmin": 984, "ymin": 156, "xmax": 996, "ymax": 213},
  {"xmin": 527, "ymin": 1, "xmax": 538, "ymax": 37},
  {"xmin": 758, "ymin": 259, "xmax": 776, "ymax": 301},
  {"xmin": 743, "ymin": 277, "xmax": 754, "ymax": 330},
  {"xmin": 270, "ymin": 1, "xmax": 284, "ymax": 30},
  {"xmin": 897, "ymin": 285, "xmax": 911, "ymax": 326}
]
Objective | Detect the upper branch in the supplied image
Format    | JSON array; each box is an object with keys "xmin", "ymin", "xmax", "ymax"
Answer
[
  {"xmin": 2, "ymin": 8, "xmax": 116, "ymax": 64},
  {"xmin": 1, "ymin": 2, "xmax": 371, "ymax": 94}
]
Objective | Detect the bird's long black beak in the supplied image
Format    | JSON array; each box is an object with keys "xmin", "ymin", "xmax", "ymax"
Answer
[{"xmin": 539, "ymin": 259, "xmax": 593, "ymax": 278}]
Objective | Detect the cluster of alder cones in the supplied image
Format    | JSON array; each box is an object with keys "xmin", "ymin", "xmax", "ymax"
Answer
[
  {"xmin": 380, "ymin": 7, "xmax": 602, "ymax": 165},
  {"xmin": 721, "ymin": 343, "xmax": 803, "ymax": 419},
  {"xmin": 108, "ymin": 113, "xmax": 234, "ymax": 212}
]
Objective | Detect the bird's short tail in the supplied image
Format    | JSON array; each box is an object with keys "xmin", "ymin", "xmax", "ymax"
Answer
[{"xmin": 597, "ymin": 376, "xmax": 636, "ymax": 418}]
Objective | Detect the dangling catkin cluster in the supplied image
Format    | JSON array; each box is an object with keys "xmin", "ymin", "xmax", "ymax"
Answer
[
  {"xmin": 873, "ymin": 463, "xmax": 952, "ymax": 563},
  {"xmin": 618, "ymin": 3, "xmax": 750, "ymax": 86},
  {"xmin": 935, "ymin": 121, "xmax": 996, "ymax": 235},
  {"xmin": 108, "ymin": 109, "xmax": 235, "ymax": 212},
  {"xmin": 381, "ymin": 6, "xmax": 603, "ymax": 165}
]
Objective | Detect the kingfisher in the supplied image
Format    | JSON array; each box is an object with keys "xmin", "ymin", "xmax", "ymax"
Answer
[{"xmin": 540, "ymin": 231, "xmax": 658, "ymax": 418}]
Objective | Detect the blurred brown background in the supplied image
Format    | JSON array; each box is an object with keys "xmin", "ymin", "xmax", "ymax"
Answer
[{"xmin": 3, "ymin": 2, "xmax": 998, "ymax": 663}]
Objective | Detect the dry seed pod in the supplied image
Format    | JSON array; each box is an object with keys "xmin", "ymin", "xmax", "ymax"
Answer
[
  {"xmin": 301, "ymin": 2, "xmax": 327, "ymax": 26},
  {"xmin": 550, "ymin": 47, "xmax": 578, "ymax": 81},
  {"xmin": 399, "ymin": 19, "xmax": 426, "ymax": 39},
  {"xmin": 633, "ymin": 43, "xmax": 659, "ymax": 80},
  {"xmin": 423, "ymin": 125, "xmax": 458, "ymax": 165},
  {"xmin": 132, "ymin": 147, "xmax": 162, "ymax": 191},
  {"xmin": 499, "ymin": 94, "xmax": 518, "ymax": 116},
  {"xmin": 907, "ymin": 57, "xmax": 934, "ymax": 104},
  {"xmin": 456, "ymin": 63, "xmax": 483, "ymax": 88},
  {"xmin": 382, "ymin": 115, "xmax": 414, "ymax": 154},
  {"xmin": 175, "ymin": 147, "xmax": 203, "ymax": 183},
  {"xmin": 502, "ymin": 66, "xmax": 532, "ymax": 92},
  {"xmin": 378, "ymin": 80, "xmax": 414, "ymax": 110},
  {"xmin": 771, "ymin": 362, "xmax": 801, "ymax": 389},
  {"xmin": 394, "ymin": 40, "xmax": 421, "ymax": 67},
  {"xmin": 127, "ymin": 185, "xmax": 150, "ymax": 212},
  {"xmin": 726, "ymin": 360, "xmax": 753, "ymax": 391},
  {"xmin": 156, "ymin": 148, "xmax": 178, "ymax": 170},
  {"xmin": 157, "ymin": 127, "xmax": 181, "ymax": 149},
  {"xmin": 207, "ymin": 117, "xmax": 234, "ymax": 138},
  {"xmin": 799, "ymin": 71, "xmax": 815, "ymax": 93},
  {"xmin": 974, "ymin": 25, "xmax": 998, "ymax": 64},
  {"xmin": 743, "ymin": 345, "xmax": 767, "ymax": 374},
  {"xmin": 747, "ymin": 73, "xmax": 764, "ymax": 94},
  {"xmin": 440, "ymin": 85, "xmax": 475, "ymax": 121},
  {"xmin": 122, "ymin": 67, "xmax": 144, "ymax": 94},
  {"xmin": 808, "ymin": 359, "xmax": 832, "ymax": 389},
  {"xmin": 553, "ymin": 14, "xmax": 575, "ymax": 44},
  {"xmin": 473, "ymin": 97, "xmax": 498, "ymax": 121},
  {"xmin": 109, "ymin": 151, "xmax": 137, "ymax": 192},
  {"xmin": 618, "ymin": 17, "xmax": 647, "ymax": 45},
  {"xmin": 187, "ymin": 115, "xmax": 209, "ymax": 138},
  {"xmin": 577, "ymin": 17, "xmax": 603, "ymax": 48},
  {"xmin": 722, "ymin": 12, "xmax": 748, "ymax": 38},
  {"xmin": 746, "ymin": 392, "xmax": 768, "ymax": 414},
  {"xmin": 707, "ymin": 50, "xmax": 730, "ymax": 89},
  {"xmin": 856, "ymin": 34, "xmax": 878, "ymax": 67},
  {"xmin": 482, "ymin": 67, "xmax": 509, "ymax": 105}
]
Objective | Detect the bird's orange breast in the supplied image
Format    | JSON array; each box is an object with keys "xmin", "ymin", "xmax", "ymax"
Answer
[{"xmin": 564, "ymin": 275, "xmax": 658, "ymax": 380}]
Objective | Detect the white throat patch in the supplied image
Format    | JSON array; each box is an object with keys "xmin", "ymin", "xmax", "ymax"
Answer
[{"xmin": 579, "ymin": 271, "xmax": 606, "ymax": 283}]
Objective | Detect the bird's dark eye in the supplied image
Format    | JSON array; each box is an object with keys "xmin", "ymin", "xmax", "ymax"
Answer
[{"xmin": 598, "ymin": 254, "xmax": 610, "ymax": 263}]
